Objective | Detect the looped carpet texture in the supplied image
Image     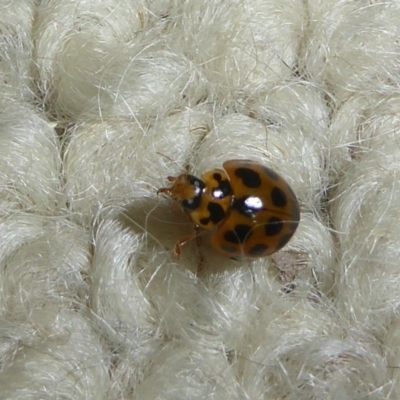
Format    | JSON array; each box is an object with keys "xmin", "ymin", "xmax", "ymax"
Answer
[{"xmin": 1, "ymin": 1, "xmax": 400, "ymax": 398}]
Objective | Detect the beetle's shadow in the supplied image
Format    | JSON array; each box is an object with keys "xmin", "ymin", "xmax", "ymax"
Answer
[
  {"xmin": 118, "ymin": 196, "xmax": 196, "ymax": 256},
  {"xmin": 118, "ymin": 196, "xmax": 250, "ymax": 275}
]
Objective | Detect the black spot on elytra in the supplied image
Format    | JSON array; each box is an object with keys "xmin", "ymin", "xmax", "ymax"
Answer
[
  {"xmin": 232, "ymin": 197, "xmax": 252, "ymax": 218},
  {"xmin": 263, "ymin": 166, "xmax": 280, "ymax": 180},
  {"xmin": 235, "ymin": 168, "xmax": 261, "ymax": 188},
  {"xmin": 232, "ymin": 196, "xmax": 263, "ymax": 218},
  {"xmin": 208, "ymin": 202, "xmax": 226, "ymax": 224},
  {"xmin": 224, "ymin": 224, "xmax": 253, "ymax": 244},
  {"xmin": 277, "ymin": 232, "xmax": 294, "ymax": 249},
  {"xmin": 271, "ymin": 186, "xmax": 287, "ymax": 208},
  {"xmin": 249, "ymin": 243, "xmax": 268, "ymax": 256},
  {"xmin": 213, "ymin": 172, "xmax": 222, "ymax": 181},
  {"xmin": 199, "ymin": 217, "xmax": 210, "ymax": 226},
  {"xmin": 265, "ymin": 217, "xmax": 283, "ymax": 236}
]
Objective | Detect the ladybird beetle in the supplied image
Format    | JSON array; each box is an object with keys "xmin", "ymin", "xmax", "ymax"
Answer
[{"xmin": 157, "ymin": 159, "xmax": 300, "ymax": 259}]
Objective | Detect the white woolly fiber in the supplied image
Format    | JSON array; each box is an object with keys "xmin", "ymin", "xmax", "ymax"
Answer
[
  {"xmin": 1, "ymin": 0, "xmax": 400, "ymax": 399},
  {"xmin": 0, "ymin": 0, "xmax": 35, "ymax": 101},
  {"xmin": 0, "ymin": 98, "xmax": 62, "ymax": 213}
]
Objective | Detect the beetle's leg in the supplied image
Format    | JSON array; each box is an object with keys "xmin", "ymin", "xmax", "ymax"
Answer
[
  {"xmin": 174, "ymin": 227, "xmax": 198, "ymax": 258},
  {"xmin": 157, "ymin": 175, "xmax": 177, "ymax": 195},
  {"xmin": 157, "ymin": 187, "xmax": 171, "ymax": 195}
]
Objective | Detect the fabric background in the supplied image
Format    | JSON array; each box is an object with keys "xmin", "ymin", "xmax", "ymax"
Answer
[{"xmin": 1, "ymin": 0, "xmax": 400, "ymax": 398}]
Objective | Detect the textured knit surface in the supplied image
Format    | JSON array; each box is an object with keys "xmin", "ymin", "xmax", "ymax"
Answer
[{"xmin": 1, "ymin": 1, "xmax": 400, "ymax": 399}]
